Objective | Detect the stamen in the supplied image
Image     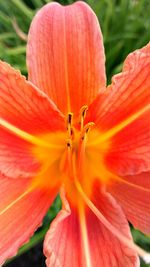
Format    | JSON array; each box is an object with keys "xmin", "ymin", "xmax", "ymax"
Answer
[
  {"xmin": 78, "ymin": 122, "xmax": 95, "ymax": 180},
  {"xmin": 68, "ymin": 113, "xmax": 73, "ymax": 126},
  {"xmin": 80, "ymin": 105, "xmax": 88, "ymax": 119},
  {"xmin": 75, "ymin": 179, "xmax": 150, "ymax": 263},
  {"xmin": 65, "ymin": 113, "xmax": 74, "ymax": 178},
  {"xmin": 80, "ymin": 105, "xmax": 88, "ymax": 131},
  {"xmin": 81, "ymin": 122, "xmax": 95, "ymax": 141},
  {"xmin": 0, "ymin": 118, "xmax": 61, "ymax": 149},
  {"xmin": 67, "ymin": 112, "xmax": 73, "ymax": 138},
  {"xmin": 65, "ymin": 136, "xmax": 73, "ymax": 179},
  {"xmin": 78, "ymin": 137, "xmax": 86, "ymax": 180},
  {"xmin": 66, "ymin": 112, "xmax": 74, "ymax": 167},
  {"xmin": 66, "ymin": 138, "xmax": 72, "ymax": 148}
]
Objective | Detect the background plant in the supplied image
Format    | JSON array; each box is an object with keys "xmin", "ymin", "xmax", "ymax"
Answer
[{"xmin": 0, "ymin": 0, "xmax": 150, "ymax": 266}]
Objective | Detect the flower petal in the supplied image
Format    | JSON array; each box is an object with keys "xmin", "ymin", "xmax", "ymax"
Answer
[
  {"xmin": 89, "ymin": 42, "xmax": 150, "ymax": 130},
  {"xmin": 0, "ymin": 130, "xmax": 39, "ymax": 178},
  {"xmin": 44, "ymin": 186, "xmax": 139, "ymax": 267},
  {"xmin": 27, "ymin": 2, "xmax": 106, "ymax": 114},
  {"xmin": 0, "ymin": 174, "xmax": 57, "ymax": 265},
  {"xmin": 0, "ymin": 60, "xmax": 64, "ymax": 133},
  {"xmin": 88, "ymin": 42, "xmax": 150, "ymax": 175},
  {"xmin": 107, "ymin": 172, "xmax": 150, "ymax": 235},
  {"xmin": 105, "ymin": 109, "xmax": 150, "ymax": 175},
  {"xmin": 0, "ymin": 60, "xmax": 65, "ymax": 178}
]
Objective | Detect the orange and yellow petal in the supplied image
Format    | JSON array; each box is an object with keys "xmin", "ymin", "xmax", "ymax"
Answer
[
  {"xmin": 27, "ymin": 1, "xmax": 106, "ymax": 115},
  {"xmin": 0, "ymin": 60, "xmax": 65, "ymax": 133},
  {"xmin": 0, "ymin": 129, "xmax": 39, "ymax": 178},
  {"xmin": 107, "ymin": 172, "xmax": 150, "ymax": 235},
  {"xmin": 123, "ymin": 42, "xmax": 150, "ymax": 72},
  {"xmin": 88, "ymin": 42, "xmax": 150, "ymax": 131},
  {"xmin": 105, "ymin": 109, "xmax": 150, "ymax": 176},
  {"xmin": 0, "ymin": 174, "xmax": 58, "ymax": 265},
  {"xmin": 44, "ymin": 185, "xmax": 139, "ymax": 267},
  {"xmin": 0, "ymin": 60, "xmax": 65, "ymax": 178},
  {"xmin": 87, "ymin": 42, "xmax": 150, "ymax": 175}
]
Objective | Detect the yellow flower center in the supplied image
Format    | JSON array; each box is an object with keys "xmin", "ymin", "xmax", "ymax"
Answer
[{"xmin": 31, "ymin": 106, "xmax": 110, "ymax": 201}]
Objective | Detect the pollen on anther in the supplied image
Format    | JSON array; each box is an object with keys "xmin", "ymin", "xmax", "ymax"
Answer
[
  {"xmin": 80, "ymin": 105, "xmax": 88, "ymax": 119},
  {"xmin": 67, "ymin": 112, "xmax": 73, "ymax": 126},
  {"xmin": 79, "ymin": 105, "xmax": 88, "ymax": 131},
  {"xmin": 67, "ymin": 112, "xmax": 74, "ymax": 138},
  {"xmin": 66, "ymin": 138, "xmax": 72, "ymax": 148},
  {"xmin": 80, "ymin": 122, "xmax": 95, "ymax": 141}
]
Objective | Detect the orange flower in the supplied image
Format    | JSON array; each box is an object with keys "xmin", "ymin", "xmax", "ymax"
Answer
[{"xmin": 0, "ymin": 1, "xmax": 150, "ymax": 266}]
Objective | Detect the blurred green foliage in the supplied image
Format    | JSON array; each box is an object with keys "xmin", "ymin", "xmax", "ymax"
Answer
[{"xmin": 0, "ymin": 0, "xmax": 150, "ymax": 266}]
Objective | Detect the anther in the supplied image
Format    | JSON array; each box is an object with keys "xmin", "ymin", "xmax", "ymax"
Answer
[
  {"xmin": 67, "ymin": 112, "xmax": 73, "ymax": 138},
  {"xmin": 80, "ymin": 105, "xmax": 88, "ymax": 130},
  {"xmin": 70, "ymin": 128, "xmax": 74, "ymax": 139},
  {"xmin": 68, "ymin": 113, "xmax": 73, "ymax": 125},
  {"xmin": 83, "ymin": 122, "xmax": 95, "ymax": 134},
  {"xmin": 81, "ymin": 122, "xmax": 95, "ymax": 141},
  {"xmin": 80, "ymin": 105, "xmax": 88, "ymax": 118},
  {"xmin": 66, "ymin": 139, "xmax": 72, "ymax": 148}
]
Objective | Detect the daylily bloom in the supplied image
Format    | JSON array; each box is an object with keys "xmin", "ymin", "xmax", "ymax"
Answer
[{"xmin": 0, "ymin": 1, "xmax": 150, "ymax": 266}]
